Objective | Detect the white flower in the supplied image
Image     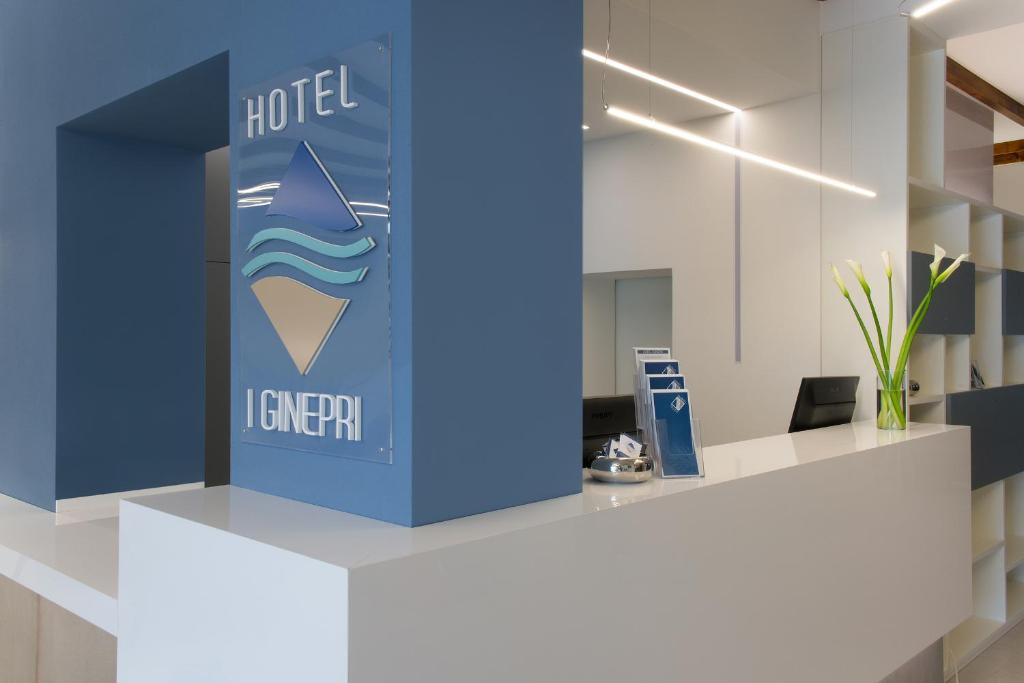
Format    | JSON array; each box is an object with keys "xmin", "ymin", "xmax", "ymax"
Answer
[
  {"xmin": 929, "ymin": 244, "xmax": 947, "ymax": 281},
  {"xmin": 937, "ymin": 253, "xmax": 970, "ymax": 284},
  {"xmin": 881, "ymin": 251, "xmax": 893, "ymax": 278},
  {"xmin": 831, "ymin": 264, "xmax": 849, "ymax": 297},
  {"xmin": 845, "ymin": 259, "xmax": 870, "ymax": 294}
]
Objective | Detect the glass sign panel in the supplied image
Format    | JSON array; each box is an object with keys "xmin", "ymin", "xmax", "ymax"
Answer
[{"xmin": 236, "ymin": 37, "xmax": 392, "ymax": 464}]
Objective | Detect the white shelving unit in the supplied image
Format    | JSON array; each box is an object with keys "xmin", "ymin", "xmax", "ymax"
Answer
[
  {"xmin": 907, "ymin": 28, "xmax": 1024, "ymax": 679},
  {"xmin": 943, "ymin": 479, "xmax": 1024, "ymax": 676},
  {"xmin": 971, "ymin": 482, "xmax": 1004, "ymax": 563}
]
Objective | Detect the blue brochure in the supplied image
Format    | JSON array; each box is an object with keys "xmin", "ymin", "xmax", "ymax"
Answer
[
  {"xmin": 651, "ymin": 389, "xmax": 702, "ymax": 478},
  {"xmin": 640, "ymin": 359, "xmax": 680, "ymax": 377},
  {"xmin": 632, "ymin": 348, "xmax": 671, "ymax": 433},
  {"xmin": 637, "ymin": 359, "xmax": 681, "ymax": 437},
  {"xmin": 647, "ymin": 374, "xmax": 685, "ymax": 391}
]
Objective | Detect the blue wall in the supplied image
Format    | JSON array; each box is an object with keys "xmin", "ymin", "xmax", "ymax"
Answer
[
  {"xmin": 56, "ymin": 131, "xmax": 206, "ymax": 499},
  {"xmin": 0, "ymin": 0, "xmax": 413, "ymax": 511},
  {"xmin": 408, "ymin": 0, "xmax": 583, "ymax": 524},
  {"xmin": 0, "ymin": 0, "xmax": 581, "ymax": 525}
]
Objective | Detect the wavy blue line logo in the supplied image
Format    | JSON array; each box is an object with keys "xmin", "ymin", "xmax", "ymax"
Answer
[{"xmin": 241, "ymin": 141, "xmax": 380, "ymax": 375}]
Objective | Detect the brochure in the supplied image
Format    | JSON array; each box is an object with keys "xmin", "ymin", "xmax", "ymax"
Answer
[
  {"xmin": 638, "ymin": 360, "xmax": 681, "ymax": 436},
  {"xmin": 650, "ymin": 389, "xmax": 702, "ymax": 478},
  {"xmin": 632, "ymin": 348, "xmax": 671, "ymax": 434}
]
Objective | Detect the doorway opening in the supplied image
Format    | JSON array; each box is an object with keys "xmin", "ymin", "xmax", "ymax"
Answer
[
  {"xmin": 582, "ymin": 269, "xmax": 673, "ymax": 397},
  {"xmin": 55, "ymin": 53, "xmax": 230, "ymax": 500}
]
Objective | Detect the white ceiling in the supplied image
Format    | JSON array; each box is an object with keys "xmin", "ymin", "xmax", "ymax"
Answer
[
  {"xmin": 910, "ymin": 0, "xmax": 1024, "ymax": 40},
  {"xmin": 994, "ymin": 113, "xmax": 1024, "ymax": 144},
  {"xmin": 939, "ymin": 2, "xmax": 1024, "ymax": 145},
  {"xmin": 583, "ymin": 0, "xmax": 822, "ymax": 140},
  {"xmin": 947, "ymin": 20, "xmax": 1024, "ymax": 103},
  {"xmin": 583, "ymin": 0, "xmax": 1024, "ymax": 143}
]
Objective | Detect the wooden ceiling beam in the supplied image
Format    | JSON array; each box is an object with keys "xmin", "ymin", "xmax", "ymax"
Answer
[
  {"xmin": 995, "ymin": 139, "xmax": 1024, "ymax": 166},
  {"xmin": 947, "ymin": 57, "xmax": 1024, "ymax": 129}
]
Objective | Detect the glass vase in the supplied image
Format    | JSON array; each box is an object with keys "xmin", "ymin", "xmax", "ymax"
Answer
[{"xmin": 876, "ymin": 376, "xmax": 908, "ymax": 431}]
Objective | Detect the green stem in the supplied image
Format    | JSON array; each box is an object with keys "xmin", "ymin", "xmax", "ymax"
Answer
[
  {"xmin": 863, "ymin": 287, "xmax": 891, "ymax": 383},
  {"xmin": 892, "ymin": 284, "xmax": 935, "ymax": 390},
  {"xmin": 845, "ymin": 294, "xmax": 885, "ymax": 380},
  {"xmin": 878, "ymin": 386, "xmax": 907, "ymax": 429},
  {"xmin": 886, "ymin": 275, "xmax": 893, "ymax": 366},
  {"xmin": 889, "ymin": 388, "xmax": 907, "ymax": 427}
]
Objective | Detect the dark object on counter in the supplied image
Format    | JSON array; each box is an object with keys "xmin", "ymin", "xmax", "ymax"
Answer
[
  {"xmin": 909, "ymin": 379, "xmax": 920, "ymax": 396},
  {"xmin": 971, "ymin": 362, "xmax": 986, "ymax": 389},
  {"xmin": 788, "ymin": 376, "xmax": 859, "ymax": 433},
  {"xmin": 582, "ymin": 394, "xmax": 638, "ymax": 467}
]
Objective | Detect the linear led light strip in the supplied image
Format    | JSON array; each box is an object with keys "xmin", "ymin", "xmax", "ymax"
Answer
[
  {"xmin": 911, "ymin": 0, "xmax": 959, "ymax": 18},
  {"xmin": 607, "ymin": 106, "xmax": 877, "ymax": 198},
  {"xmin": 582, "ymin": 48, "xmax": 741, "ymax": 114}
]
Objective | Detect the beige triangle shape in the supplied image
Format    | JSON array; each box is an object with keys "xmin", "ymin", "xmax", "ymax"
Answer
[{"xmin": 251, "ymin": 276, "xmax": 349, "ymax": 375}]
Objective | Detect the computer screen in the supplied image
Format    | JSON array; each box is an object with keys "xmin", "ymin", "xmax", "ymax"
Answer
[
  {"xmin": 788, "ymin": 376, "xmax": 859, "ymax": 433},
  {"xmin": 582, "ymin": 394, "xmax": 637, "ymax": 467}
]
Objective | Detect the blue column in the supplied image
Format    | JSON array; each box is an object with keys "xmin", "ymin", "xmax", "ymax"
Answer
[
  {"xmin": 0, "ymin": 0, "xmax": 581, "ymax": 526},
  {"xmin": 231, "ymin": 0, "xmax": 583, "ymax": 525}
]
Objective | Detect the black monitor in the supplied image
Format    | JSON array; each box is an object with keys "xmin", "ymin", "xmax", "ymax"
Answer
[
  {"xmin": 582, "ymin": 394, "xmax": 637, "ymax": 467},
  {"xmin": 788, "ymin": 376, "xmax": 859, "ymax": 433}
]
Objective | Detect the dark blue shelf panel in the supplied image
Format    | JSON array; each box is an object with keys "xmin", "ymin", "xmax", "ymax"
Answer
[
  {"xmin": 1003, "ymin": 268, "xmax": 1024, "ymax": 335},
  {"xmin": 946, "ymin": 384, "xmax": 1024, "ymax": 490},
  {"xmin": 908, "ymin": 251, "xmax": 975, "ymax": 335}
]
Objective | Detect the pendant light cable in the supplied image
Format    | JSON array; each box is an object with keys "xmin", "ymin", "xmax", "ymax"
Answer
[
  {"xmin": 647, "ymin": 0, "xmax": 653, "ymax": 118},
  {"xmin": 601, "ymin": 0, "xmax": 612, "ymax": 111}
]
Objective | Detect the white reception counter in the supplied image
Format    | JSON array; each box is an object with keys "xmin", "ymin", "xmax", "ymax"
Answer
[{"xmin": 0, "ymin": 422, "xmax": 972, "ymax": 682}]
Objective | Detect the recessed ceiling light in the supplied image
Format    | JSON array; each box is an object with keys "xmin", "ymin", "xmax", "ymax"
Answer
[
  {"xmin": 606, "ymin": 106, "xmax": 876, "ymax": 198},
  {"xmin": 582, "ymin": 124, "xmax": 590, "ymax": 131},
  {"xmin": 582, "ymin": 48, "xmax": 741, "ymax": 114}
]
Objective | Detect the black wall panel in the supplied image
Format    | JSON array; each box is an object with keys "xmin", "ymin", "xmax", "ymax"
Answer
[
  {"xmin": 946, "ymin": 385, "xmax": 1024, "ymax": 489},
  {"xmin": 1003, "ymin": 268, "xmax": 1024, "ymax": 335},
  {"xmin": 909, "ymin": 251, "xmax": 975, "ymax": 335}
]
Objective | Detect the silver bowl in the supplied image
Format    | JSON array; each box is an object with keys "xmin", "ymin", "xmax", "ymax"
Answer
[{"xmin": 589, "ymin": 455, "xmax": 655, "ymax": 484}]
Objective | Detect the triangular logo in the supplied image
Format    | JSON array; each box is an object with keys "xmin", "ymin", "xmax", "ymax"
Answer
[
  {"xmin": 251, "ymin": 276, "xmax": 350, "ymax": 375},
  {"xmin": 266, "ymin": 141, "xmax": 363, "ymax": 232}
]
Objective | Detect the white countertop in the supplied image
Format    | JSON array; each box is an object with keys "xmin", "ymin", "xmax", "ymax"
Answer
[
  {"xmin": 0, "ymin": 420, "xmax": 966, "ymax": 638},
  {"xmin": 0, "ymin": 493, "xmax": 119, "ymax": 634},
  {"xmin": 129, "ymin": 421, "xmax": 966, "ymax": 569},
  {"xmin": 117, "ymin": 420, "xmax": 972, "ymax": 683}
]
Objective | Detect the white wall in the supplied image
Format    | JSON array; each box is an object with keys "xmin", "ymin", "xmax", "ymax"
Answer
[
  {"xmin": 614, "ymin": 276, "xmax": 672, "ymax": 394},
  {"xmin": 820, "ymin": 12, "xmax": 910, "ymax": 422},
  {"xmin": 583, "ymin": 95, "xmax": 822, "ymax": 445},
  {"xmin": 583, "ymin": 273, "xmax": 672, "ymax": 397},
  {"xmin": 582, "ymin": 277, "xmax": 615, "ymax": 397},
  {"xmin": 995, "ymin": 164, "xmax": 1024, "ymax": 215}
]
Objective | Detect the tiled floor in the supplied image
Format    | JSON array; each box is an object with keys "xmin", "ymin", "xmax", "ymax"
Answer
[{"xmin": 957, "ymin": 622, "xmax": 1024, "ymax": 683}]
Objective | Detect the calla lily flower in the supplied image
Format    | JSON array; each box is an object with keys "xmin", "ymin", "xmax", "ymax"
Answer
[
  {"xmin": 929, "ymin": 244, "xmax": 947, "ymax": 281},
  {"xmin": 831, "ymin": 264, "xmax": 849, "ymax": 297},
  {"xmin": 937, "ymin": 253, "xmax": 970, "ymax": 284},
  {"xmin": 845, "ymin": 259, "xmax": 870, "ymax": 294},
  {"xmin": 830, "ymin": 242, "xmax": 965, "ymax": 431}
]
